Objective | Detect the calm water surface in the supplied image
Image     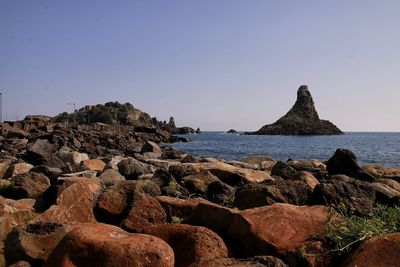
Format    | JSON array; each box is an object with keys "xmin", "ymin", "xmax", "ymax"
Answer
[{"xmin": 170, "ymin": 132, "xmax": 400, "ymax": 167}]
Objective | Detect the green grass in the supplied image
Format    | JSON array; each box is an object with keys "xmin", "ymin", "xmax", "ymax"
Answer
[{"xmin": 323, "ymin": 203, "xmax": 400, "ymax": 254}]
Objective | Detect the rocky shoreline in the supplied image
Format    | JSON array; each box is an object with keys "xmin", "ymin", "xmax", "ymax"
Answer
[{"xmin": 0, "ymin": 122, "xmax": 399, "ymax": 267}]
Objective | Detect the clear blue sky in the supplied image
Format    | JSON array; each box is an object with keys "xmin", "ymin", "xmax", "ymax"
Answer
[{"xmin": 1, "ymin": 1, "xmax": 400, "ymax": 131}]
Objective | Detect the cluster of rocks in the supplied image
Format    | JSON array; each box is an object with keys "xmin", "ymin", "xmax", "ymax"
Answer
[{"xmin": 0, "ymin": 123, "xmax": 399, "ymax": 266}]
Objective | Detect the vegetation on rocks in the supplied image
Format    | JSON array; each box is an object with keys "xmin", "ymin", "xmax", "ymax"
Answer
[{"xmin": 323, "ymin": 203, "xmax": 400, "ymax": 254}]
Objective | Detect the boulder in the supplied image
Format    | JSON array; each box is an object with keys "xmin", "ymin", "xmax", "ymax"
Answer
[
  {"xmin": 161, "ymin": 146, "xmax": 187, "ymax": 160},
  {"xmin": 121, "ymin": 193, "xmax": 167, "ymax": 232},
  {"xmin": 8, "ymin": 261, "xmax": 31, "ymax": 267},
  {"xmin": 293, "ymin": 171, "xmax": 320, "ymax": 189},
  {"xmin": 98, "ymin": 168, "xmax": 125, "ymax": 186},
  {"xmin": 226, "ymin": 129, "xmax": 237, "ymax": 134},
  {"xmin": 192, "ymin": 256, "xmax": 288, "ymax": 267},
  {"xmin": 0, "ymin": 197, "xmax": 37, "ymax": 241},
  {"xmin": 271, "ymin": 161, "xmax": 296, "ymax": 179},
  {"xmin": 58, "ymin": 151, "xmax": 89, "ymax": 165},
  {"xmin": 31, "ymin": 180, "xmax": 101, "ymax": 225},
  {"xmin": 327, "ymin": 149, "xmax": 375, "ymax": 181},
  {"xmin": 206, "ymin": 180, "xmax": 235, "ymax": 205},
  {"xmin": 234, "ymin": 180, "xmax": 312, "ymax": 210},
  {"xmin": 180, "ymin": 154, "xmax": 200, "ymax": 163},
  {"xmin": 6, "ymin": 163, "xmax": 34, "ymax": 179},
  {"xmin": 117, "ymin": 157, "xmax": 150, "ymax": 180},
  {"xmin": 142, "ymin": 224, "xmax": 228, "ymax": 267},
  {"xmin": 181, "ymin": 171, "xmax": 220, "ymax": 194},
  {"xmin": 103, "ymin": 155, "xmax": 124, "ymax": 170},
  {"xmin": 5, "ymin": 173, "xmax": 50, "ymax": 200},
  {"xmin": 42, "ymin": 176, "xmax": 103, "ymax": 206},
  {"xmin": 344, "ymin": 233, "xmax": 400, "ymax": 267},
  {"xmin": 6, "ymin": 129, "xmax": 29, "ymax": 139},
  {"xmin": 94, "ymin": 180, "xmax": 160, "ymax": 224},
  {"xmin": 187, "ymin": 202, "xmax": 331, "ymax": 257},
  {"xmin": 4, "ymin": 223, "xmax": 70, "ymax": 266},
  {"xmin": 29, "ymin": 166, "xmax": 62, "ymax": 183},
  {"xmin": 363, "ymin": 164, "xmax": 400, "ymax": 179},
  {"xmin": 141, "ymin": 141, "xmax": 162, "ymax": 156},
  {"xmin": 0, "ymin": 159, "xmax": 12, "ymax": 179},
  {"xmin": 370, "ymin": 182, "xmax": 400, "ymax": 206},
  {"xmin": 239, "ymin": 156, "xmax": 275, "ymax": 166},
  {"xmin": 169, "ymin": 162, "xmax": 273, "ymax": 186},
  {"xmin": 82, "ymin": 159, "xmax": 106, "ymax": 172},
  {"xmin": 245, "ymin": 85, "xmax": 343, "ymax": 135},
  {"xmin": 44, "ymin": 223, "xmax": 174, "ymax": 267},
  {"xmin": 310, "ymin": 179, "xmax": 375, "ymax": 216},
  {"xmin": 152, "ymin": 169, "xmax": 189, "ymax": 198},
  {"xmin": 155, "ymin": 196, "xmax": 212, "ymax": 222},
  {"xmin": 27, "ymin": 139, "xmax": 54, "ymax": 163},
  {"xmin": 379, "ymin": 178, "xmax": 400, "ymax": 192}
]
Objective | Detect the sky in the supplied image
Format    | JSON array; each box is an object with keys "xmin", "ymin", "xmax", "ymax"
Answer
[{"xmin": 1, "ymin": 1, "xmax": 400, "ymax": 131}]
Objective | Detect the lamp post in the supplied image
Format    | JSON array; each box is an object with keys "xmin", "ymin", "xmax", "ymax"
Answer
[
  {"xmin": 67, "ymin": 102, "xmax": 76, "ymax": 125},
  {"xmin": 0, "ymin": 93, "xmax": 2, "ymax": 123}
]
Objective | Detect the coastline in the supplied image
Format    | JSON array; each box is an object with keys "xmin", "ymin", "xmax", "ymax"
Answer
[{"xmin": 0, "ymin": 123, "xmax": 399, "ymax": 266}]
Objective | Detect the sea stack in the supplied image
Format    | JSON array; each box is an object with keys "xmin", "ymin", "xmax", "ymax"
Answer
[{"xmin": 246, "ymin": 85, "xmax": 343, "ymax": 135}]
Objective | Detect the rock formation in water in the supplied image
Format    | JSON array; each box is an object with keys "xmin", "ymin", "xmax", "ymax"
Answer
[{"xmin": 246, "ymin": 85, "xmax": 343, "ymax": 135}]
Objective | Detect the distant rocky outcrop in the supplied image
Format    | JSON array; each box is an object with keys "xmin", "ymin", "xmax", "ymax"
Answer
[
  {"xmin": 227, "ymin": 129, "xmax": 237, "ymax": 134},
  {"xmin": 246, "ymin": 85, "xmax": 343, "ymax": 135},
  {"xmin": 51, "ymin": 102, "xmax": 199, "ymax": 136}
]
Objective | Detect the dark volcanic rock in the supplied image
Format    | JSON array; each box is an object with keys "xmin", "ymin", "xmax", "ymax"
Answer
[
  {"xmin": 226, "ymin": 129, "xmax": 237, "ymax": 134},
  {"xmin": 327, "ymin": 148, "xmax": 376, "ymax": 181},
  {"xmin": 246, "ymin": 85, "xmax": 343, "ymax": 135},
  {"xmin": 310, "ymin": 178, "xmax": 376, "ymax": 216}
]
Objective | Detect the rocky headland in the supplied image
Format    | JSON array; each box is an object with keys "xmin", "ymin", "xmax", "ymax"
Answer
[
  {"xmin": 246, "ymin": 85, "xmax": 343, "ymax": 135},
  {"xmin": 0, "ymin": 104, "xmax": 399, "ymax": 267}
]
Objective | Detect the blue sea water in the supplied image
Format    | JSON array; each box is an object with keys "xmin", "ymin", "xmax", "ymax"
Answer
[{"xmin": 170, "ymin": 132, "xmax": 400, "ymax": 167}]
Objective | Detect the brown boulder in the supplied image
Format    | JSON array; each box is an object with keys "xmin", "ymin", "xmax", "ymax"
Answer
[
  {"xmin": 98, "ymin": 168, "xmax": 125, "ymax": 186},
  {"xmin": 155, "ymin": 196, "xmax": 212, "ymax": 222},
  {"xmin": 181, "ymin": 171, "xmax": 220, "ymax": 194},
  {"xmin": 4, "ymin": 223, "xmax": 70, "ymax": 266},
  {"xmin": 363, "ymin": 164, "xmax": 400, "ymax": 179},
  {"xmin": 0, "ymin": 197, "xmax": 37, "ymax": 241},
  {"xmin": 42, "ymin": 177, "xmax": 103, "ymax": 206},
  {"xmin": 293, "ymin": 171, "xmax": 320, "ymax": 189},
  {"xmin": 44, "ymin": 223, "xmax": 174, "ymax": 267},
  {"xmin": 6, "ymin": 163, "xmax": 34, "ymax": 179},
  {"xmin": 94, "ymin": 180, "xmax": 160, "ymax": 224},
  {"xmin": 169, "ymin": 162, "xmax": 273, "ymax": 186},
  {"xmin": 0, "ymin": 159, "xmax": 12, "ymax": 179},
  {"xmin": 31, "ymin": 181, "xmax": 99, "ymax": 225},
  {"xmin": 121, "ymin": 193, "xmax": 167, "ymax": 232},
  {"xmin": 5, "ymin": 172, "xmax": 50, "ymax": 199},
  {"xmin": 344, "ymin": 233, "xmax": 400, "ymax": 267},
  {"xmin": 82, "ymin": 159, "xmax": 106, "ymax": 172},
  {"xmin": 192, "ymin": 256, "xmax": 288, "ymax": 267},
  {"xmin": 187, "ymin": 202, "xmax": 331, "ymax": 257},
  {"xmin": 143, "ymin": 224, "xmax": 228, "ymax": 267}
]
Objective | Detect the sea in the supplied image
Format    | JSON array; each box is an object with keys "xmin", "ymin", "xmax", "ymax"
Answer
[{"xmin": 169, "ymin": 132, "xmax": 400, "ymax": 167}]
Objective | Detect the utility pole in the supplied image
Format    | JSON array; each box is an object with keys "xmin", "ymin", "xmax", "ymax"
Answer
[
  {"xmin": 67, "ymin": 102, "xmax": 76, "ymax": 125},
  {"xmin": 0, "ymin": 93, "xmax": 2, "ymax": 123}
]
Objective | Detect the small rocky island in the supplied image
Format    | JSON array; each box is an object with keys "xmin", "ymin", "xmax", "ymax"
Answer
[{"xmin": 246, "ymin": 85, "xmax": 343, "ymax": 135}]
